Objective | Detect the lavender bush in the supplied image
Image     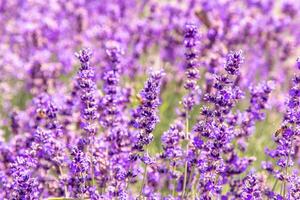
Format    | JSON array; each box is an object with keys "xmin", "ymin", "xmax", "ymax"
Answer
[{"xmin": 0, "ymin": 0, "xmax": 300, "ymax": 199}]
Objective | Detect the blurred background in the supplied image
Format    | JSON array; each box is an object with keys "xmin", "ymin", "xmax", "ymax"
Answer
[{"xmin": 0, "ymin": 0, "xmax": 300, "ymax": 167}]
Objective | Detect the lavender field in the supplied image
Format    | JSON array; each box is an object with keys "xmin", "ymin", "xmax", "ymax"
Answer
[{"xmin": 0, "ymin": 0, "xmax": 300, "ymax": 199}]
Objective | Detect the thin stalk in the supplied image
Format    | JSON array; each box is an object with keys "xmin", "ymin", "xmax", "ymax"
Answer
[
  {"xmin": 100, "ymin": 146, "xmax": 109, "ymax": 193},
  {"xmin": 88, "ymin": 140, "xmax": 96, "ymax": 187},
  {"xmin": 139, "ymin": 165, "xmax": 148, "ymax": 199},
  {"xmin": 272, "ymin": 178, "xmax": 279, "ymax": 192},
  {"xmin": 182, "ymin": 111, "xmax": 189, "ymax": 198},
  {"xmin": 139, "ymin": 149, "xmax": 149, "ymax": 199},
  {"xmin": 59, "ymin": 166, "xmax": 69, "ymax": 198},
  {"xmin": 126, "ymin": 165, "xmax": 133, "ymax": 191},
  {"xmin": 192, "ymin": 174, "xmax": 199, "ymax": 200},
  {"xmin": 280, "ymin": 183, "xmax": 283, "ymax": 196},
  {"xmin": 283, "ymin": 182, "xmax": 286, "ymax": 198},
  {"xmin": 283, "ymin": 139, "xmax": 293, "ymax": 198},
  {"xmin": 188, "ymin": 166, "xmax": 195, "ymax": 197},
  {"xmin": 191, "ymin": 149, "xmax": 200, "ymax": 199},
  {"xmin": 79, "ymin": 171, "xmax": 85, "ymax": 199},
  {"xmin": 172, "ymin": 164, "xmax": 176, "ymax": 197},
  {"xmin": 86, "ymin": 102, "xmax": 96, "ymax": 187}
]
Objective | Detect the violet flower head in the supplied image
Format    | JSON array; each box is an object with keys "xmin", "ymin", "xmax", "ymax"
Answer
[
  {"xmin": 99, "ymin": 44, "xmax": 133, "ymax": 197},
  {"xmin": 288, "ymin": 174, "xmax": 300, "ymax": 200},
  {"xmin": 10, "ymin": 155, "xmax": 40, "ymax": 199},
  {"xmin": 161, "ymin": 120, "xmax": 184, "ymax": 160},
  {"xmin": 10, "ymin": 111, "xmax": 20, "ymax": 135},
  {"xmin": 263, "ymin": 59, "xmax": 300, "ymax": 199},
  {"xmin": 236, "ymin": 81, "xmax": 274, "ymax": 149},
  {"xmin": 106, "ymin": 44, "xmax": 123, "ymax": 69},
  {"xmin": 184, "ymin": 23, "xmax": 200, "ymax": 90},
  {"xmin": 26, "ymin": 60, "xmax": 60, "ymax": 95},
  {"xmin": 182, "ymin": 23, "xmax": 202, "ymax": 112},
  {"xmin": 75, "ymin": 48, "xmax": 98, "ymax": 142},
  {"xmin": 284, "ymin": 59, "xmax": 300, "ymax": 125},
  {"xmin": 202, "ymin": 51, "xmax": 245, "ymax": 118},
  {"xmin": 132, "ymin": 69, "xmax": 165, "ymax": 150},
  {"xmin": 225, "ymin": 50, "xmax": 244, "ymax": 75},
  {"xmin": 248, "ymin": 81, "xmax": 275, "ymax": 121},
  {"xmin": 76, "ymin": 49, "xmax": 93, "ymax": 65},
  {"xmin": 68, "ymin": 146, "xmax": 90, "ymax": 197},
  {"xmin": 242, "ymin": 172, "xmax": 263, "ymax": 200},
  {"xmin": 99, "ymin": 44, "xmax": 124, "ymax": 129}
]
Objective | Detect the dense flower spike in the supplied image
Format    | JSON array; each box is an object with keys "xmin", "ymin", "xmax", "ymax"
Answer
[
  {"xmin": 76, "ymin": 48, "xmax": 98, "ymax": 144},
  {"xmin": 161, "ymin": 121, "xmax": 185, "ymax": 160},
  {"xmin": 132, "ymin": 69, "xmax": 165, "ymax": 151},
  {"xmin": 225, "ymin": 50, "xmax": 244, "ymax": 75},
  {"xmin": 68, "ymin": 146, "xmax": 90, "ymax": 197},
  {"xmin": 184, "ymin": 23, "xmax": 200, "ymax": 90},
  {"xmin": 10, "ymin": 155, "xmax": 40, "ymax": 199},
  {"xmin": 99, "ymin": 44, "xmax": 124, "ymax": 129},
  {"xmin": 0, "ymin": 1, "xmax": 300, "ymax": 199},
  {"xmin": 263, "ymin": 59, "xmax": 300, "ymax": 199},
  {"xmin": 241, "ymin": 173, "xmax": 264, "ymax": 199},
  {"xmin": 71, "ymin": 48, "xmax": 100, "ymax": 198},
  {"xmin": 238, "ymin": 81, "xmax": 275, "ymax": 139},
  {"xmin": 99, "ymin": 43, "xmax": 133, "ymax": 198},
  {"xmin": 182, "ymin": 23, "xmax": 202, "ymax": 112}
]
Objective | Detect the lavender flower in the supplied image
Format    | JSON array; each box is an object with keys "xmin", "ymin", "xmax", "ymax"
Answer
[
  {"xmin": 288, "ymin": 174, "xmax": 300, "ymax": 200},
  {"xmin": 132, "ymin": 69, "xmax": 165, "ymax": 151},
  {"xmin": 263, "ymin": 59, "xmax": 300, "ymax": 198},
  {"xmin": 241, "ymin": 172, "xmax": 264, "ymax": 200},
  {"xmin": 99, "ymin": 44, "xmax": 124, "ymax": 129},
  {"xmin": 225, "ymin": 50, "xmax": 244, "ymax": 75},
  {"xmin": 75, "ymin": 48, "xmax": 99, "ymax": 144},
  {"xmin": 10, "ymin": 155, "xmax": 40, "ymax": 199},
  {"xmin": 238, "ymin": 81, "xmax": 274, "ymax": 140},
  {"xmin": 99, "ymin": 43, "xmax": 133, "ymax": 198},
  {"xmin": 1, "ymin": 2, "xmax": 300, "ymax": 199},
  {"xmin": 184, "ymin": 23, "xmax": 200, "ymax": 91},
  {"xmin": 68, "ymin": 147, "xmax": 90, "ymax": 198},
  {"xmin": 161, "ymin": 121, "xmax": 184, "ymax": 160}
]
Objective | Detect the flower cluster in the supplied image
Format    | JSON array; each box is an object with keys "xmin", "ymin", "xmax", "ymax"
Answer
[
  {"xmin": 184, "ymin": 23, "xmax": 200, "ymax": 91},
  {"xmin": 132, "ymin": 69, "xmax": 165, "ymax": 151},
  {"xmin": 76, "ymin": 48, "xmax": 99, "ymax": 144},
  {"xmin": 263, "ymin": 59, "xmax": 300, "ymax": 199},
  {"xmin": 0, "ymin": 0, "xmax": 300, "ymax": 199}
]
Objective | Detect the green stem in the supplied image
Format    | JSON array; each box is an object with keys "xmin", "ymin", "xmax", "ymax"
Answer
[
  {"xmin": 192, "ymin": 174, "xmax": 199, "ymax": 200},
  {"xmin": 139, "ymin": 149, "xmax": 149, "ymax": 199},
  {"xmin": 126, "ymin": 165, "xmax": 133, "ymax": 191},
  {"xmin": 182, "ymin": 111, "xmax": 189, "ymax": 198},
  {"xmin": 89, "ymin": 143, "xmax": 96, "ymax": 187},
  {"xmin": 79, "ymin": 171, "xmax": 85, "ymax": 199},
  {"xmin": 139, "ymin": 164, "xmax": 148, "ymax": 199},
  {"xmin": 272, "ymin": 178, "xmax": 278, "ymax": 192},
  {"xmin": 283, "ymin": 139, "xmax": 293, "ymax": 198},
  {"xmin": 86, "ymin": 102, "xmax": 96, "ymax": 188},
  {"xmin": 172, "ymin": 165, "xmax": 176, "ymax": 197},
  {"xmin": 59, "ymin": 166, "xmax": 69, "ymax": 198}
]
